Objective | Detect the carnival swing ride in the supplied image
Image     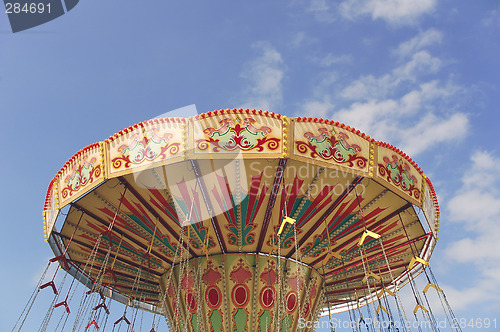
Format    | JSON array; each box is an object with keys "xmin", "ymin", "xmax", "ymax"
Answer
[{"xmin": 13, "ymin": 109, "xmax": 460, "ymax": 332}]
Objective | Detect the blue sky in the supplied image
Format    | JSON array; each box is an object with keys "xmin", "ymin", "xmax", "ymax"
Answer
[{"xmin": 1, "ymin": 0, "xmax": 499, "ymax": 331}]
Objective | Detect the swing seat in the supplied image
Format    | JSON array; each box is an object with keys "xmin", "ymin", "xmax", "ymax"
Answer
[
  {"xmin": 103, "ymin": 269, "xmax": 118, "ymax": 285},
  {"xmin": 413, "ymin": 303, "xmax": 429, "ymax": 314},
  {"xmin": 362, "ymin": 271, "xmax": 380, "ymax": 283},
  {"xmin": 39, "ymin": 280, "xmax": 58, "ymax": 295},
  {"xmin": 377, "ymin": 286, "xmax": 395, "ymax": 298},
  {"xmin": 100, "ymin": 229, "xmax": 115, "ymax": 248},
  {"xmin": 94, "ymin": 301, "xmax": 110, "ymax": 314},
  {"xmin": 322, "ymin": 250, "xmax": 342, "ymax": 266},
  {"xmin": 114, "ymin": 315, "xmax": 131, "ymax": 325},
  {"xmin": 142, "ymin": 252, "xmax": 153, "ymax": 268},
  {"xmin": 85, "ymin": 319, "xmax": 99, "ymax": 329},
  {"xmin": 423, "ymin": 281, "xmax": 442, "ymax": 293},
  {"xmin": 54, "ymin": 300, "xmax": 70, "ymax": 314},
  {"xmin": 357, "ymin": 229, "xmax": 381, "ymax": 246},
  {"xmin": 408, "ymin": 256, "xmax": 429, "ymax": 270},
  {"xmin": 277, "ymin": 216, "xmax": 296, "ymax": 235},
  {"xmin": 87, "ymin": 288, "xmax": 105, "ymax": 300},
  {"xmin": 376, "ymin": 303, "xmax": 389, "ymax": 315},
  {"xmin": 49, "ymin": 254, "xmax": 70, "ymax": 271}
]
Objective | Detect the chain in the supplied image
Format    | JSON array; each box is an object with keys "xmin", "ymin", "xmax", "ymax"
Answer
[
  {"xmin": 358, "ymin": 245, "xmax": 382, "ymax": 332},
  {"xmin": 276, "ymin": 236, "xmax": 282, "ymax": 332},
  {"xmin": 293, "ymin": 222, "xmax": 303, "ymax": 325},
  {"xmin": 12, "ymin": 261, "xmax": 51, "ymax": 331},
  {"xmin": 236, "ymin": 159, "xmax": 243, "ymax": 252},
  {"xmin": 72, "ymin": 234, "xmax": 103, "ymax": 331},
  {"xmin": 39, "ymin": 269, "xmax": 68, "ymax": 332}
]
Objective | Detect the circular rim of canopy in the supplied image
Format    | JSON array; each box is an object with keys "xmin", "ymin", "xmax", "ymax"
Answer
[{"xmin": 41, "ymin": 109, "xmax": 441, "ymax": 317}]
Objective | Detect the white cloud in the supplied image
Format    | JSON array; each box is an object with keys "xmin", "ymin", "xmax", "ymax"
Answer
[
  {"xmin": 393, "ymin": 50, "xmax": 442, "ymax": 78},
  {"xmin": 302, "ymin": 98, "xmax": 335, "ymax": 119},
  {"xmin": 441, "ymin": 277, "xmax": 499, "ymax": 311},
  {"xmin": 331, "ymin": 94, "xmax": 468, "ymax": 156},
  {"xmin": 340, "ymin": 74, "xmax": 393, "ymax": 100},
  {"xmin": 442, "ymin": 151, "xmax": 500, "ymax": 311},
  {"xmin": 394, "ymin": 28, "xmax": 443, "ymax": 58},
  {"xmin": 332, "ymin": 99, "xmax": 398, "ymax": 140},
  {"xmin": 340, "ymin": 0, "xmax": 437, "ymax": 25},
  {"xmin": 447, "ymin": 151, "xmax": 500, "ymax": 233},
  {"xmin": 306, "ymin": 0, "xmax": 336, "ymax": 23},
  {"xmin": 340, "ymin": 51, "xmax": 442, "ymax": 101},
  {"xmin": 399, "ymin": 112, "xmax": 468, "ymax": 155},
  {"xmin": 238, "ymin": 42, "xmax": 286, "ymax": 112},
  {"xmin": 301, "ymin": 31, "xmax": 467, "ymax": 157},
  {"xmin": 291, "ymin": 32, "xmax": 307, "ymax": 49},
  {"xmin": 290, "ymin": 31, "xmax": 320, "ymax": 50},
  {"xmin": 482, "ymin": 6, "xmax": 500, "ymax": 27},
  {"xmin": 317, "ymin": 53, "xmax": 352, "ymax": 67},
  {"xmin": 335, "ymin": 75, "xmax": 464, "ymax": 135}
]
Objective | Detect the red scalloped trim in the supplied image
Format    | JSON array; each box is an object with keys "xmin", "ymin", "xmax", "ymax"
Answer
[
  {"xmin": 104, "ymin": 117, "xmax": 187, "ymax": 143},
  {"xmin": 425, "ymin": 176, "xmax": 440, "ymax": 217},
  {"xmin": 194, "ymin": 108, "xmax": 279, "ymax": 120},
  {"xmin": 47, "ymin": 142, "xmax": 103, "ymax": 209},
  {"xmin": 47, "ymin": 110, "xmax": 437, "ymax": 214},
  {"xmin": 295, "ymin": 116, "xmax": 374, "ymax": 142},
  {"xmin": 43, "ymin": 177, "xmax": 57, "ymax": 211},
  {"xmin": 56, "ymin": 142, "xmax": 101, "ymax": 177},
  {"xmin": 376, "ymin": 141, "xmax": 423, "ymax": 175}
]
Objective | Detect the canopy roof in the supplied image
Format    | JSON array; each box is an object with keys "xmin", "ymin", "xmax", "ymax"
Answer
[{"xmin": 43, "ymin": 109, "xmax": 440, "ymax": 310}]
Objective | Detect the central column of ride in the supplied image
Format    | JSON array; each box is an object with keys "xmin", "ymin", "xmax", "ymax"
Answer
[{"xmin": 160, "ymin": 253, "xmax": 324, "ymax": 332}]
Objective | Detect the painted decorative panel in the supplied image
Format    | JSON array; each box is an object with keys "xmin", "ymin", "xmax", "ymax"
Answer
[
  {"xmin": 57, "ymin": 143, "xmax": 105, "ymax": 208},
  {"xmin": 376, "ymin": 143, "xmax": 423, "ymax": 206},
  {"xmin": 293, "ymin": 119, "xmax": 370, "ymax": 173},
  {"xmin": 43, "ymin": 179, "xmax": 59, "ymax": 239},
  {"xmin": 422, "ymin": 176, "xmax": 439, "ymax": 237},
  {"xmin": 160, "ymin": 254, "xmax": 323, "ymax": 332},
  {"xmin": 107, "ymin": 118, "xmax": 185, "ymax": 176},
  {"xmin": 192, "ymin": 109, "xmax": 283, "ymax": 157},
  {"xmin": 43, "ymin": 110, "xmax": 440, "ymax": 330}
]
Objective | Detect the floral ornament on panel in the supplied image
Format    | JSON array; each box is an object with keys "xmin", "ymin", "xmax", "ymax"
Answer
[
  {"xmin": 202, "ymin": 261, "xmax": 224, "ymax": 330},
  {"xmin": 296, "ymin": 127, "xmax": 367, "ymax": 168},
  {"xmin": 112, "ymin": 127, "xmax": 180, "ymax": 169},
  {"xmin": 230, "ymin": 258, "xmax": 252, "ymax": 332},
  {"xmin": 225, "ymin": 173, "xmax": 268, "ymax": 248},
  {"xmin": 259, "ymin": 261, "xmax": 278, "ymax": 314},
  {"xmin": 286, "ymin": 272, "xmax": 304, "ymax": 314},
  {"xmin": 230, "ymin": 259, "xmax": 252, "ymax": 284},
  {"xmin": 197, "ymin": 117, "xmax": 280, "ymax": 152},
  {"xmin": 300, "ymin": 234, "xmax": 329, "ymax": 258},
  {"xmin": 268, "ymin": 223, "xmax": 303, "ymax": 250},
  {"xmin": 378, "ymin": 155, "xmax": 421, "ymax": 199},
  {"xmin": 61, "ymin": 155, "xmax": 101, "ymax": 199}
]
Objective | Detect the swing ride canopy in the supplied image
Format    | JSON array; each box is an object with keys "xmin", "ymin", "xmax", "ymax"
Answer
[{"xmin": 42, "ymin": 109, "xmax": 440, "ymax": 331}]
